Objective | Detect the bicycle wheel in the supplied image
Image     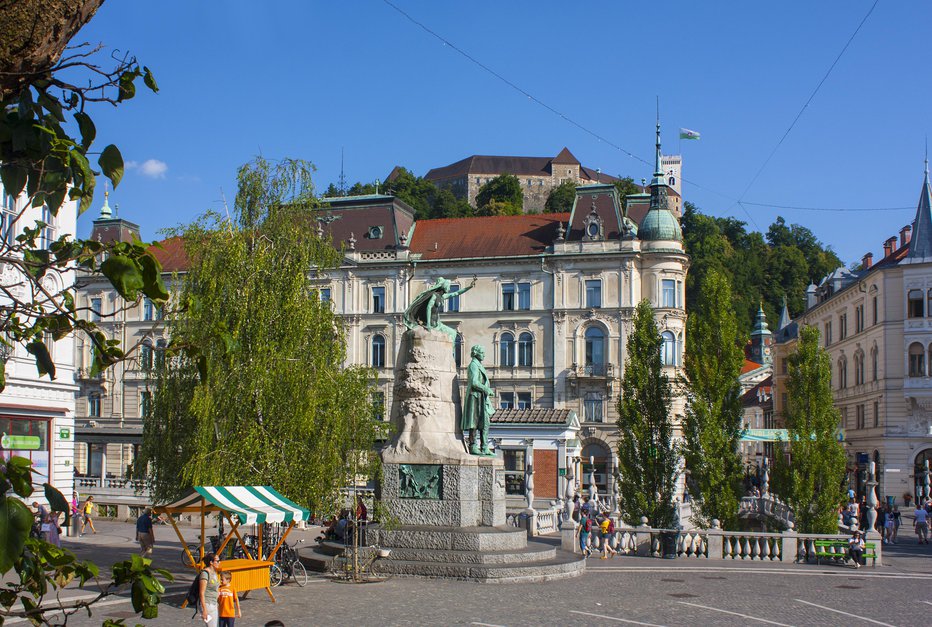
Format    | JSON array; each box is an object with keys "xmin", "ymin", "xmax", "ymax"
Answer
[
  {"xmin": 291, "ymin": 560, "xmax": 308, "ymax": 586},
  {"xmin": 181, "ymin": 547, "xmax": 197, "ymax": 568},
  {"xmin": 269, "ymin": 563, "xmax": 284, "ymax": 587}
]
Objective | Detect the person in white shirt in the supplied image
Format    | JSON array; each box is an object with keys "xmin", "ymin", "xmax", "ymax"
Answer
[
  {"xmin": 847, "ymin": 531, "xmax": 865, "ymax": 568},
  {"xmin": 914, "ymin": 505, "xmax": 929, "ymax": 544}
]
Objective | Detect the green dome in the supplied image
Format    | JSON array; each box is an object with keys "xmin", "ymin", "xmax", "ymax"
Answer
[{"xmin": 639, "ymin": 207, "xmax": 682, "ymax": 241}]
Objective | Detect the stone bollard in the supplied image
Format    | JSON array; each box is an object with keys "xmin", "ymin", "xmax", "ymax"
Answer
[
  {"xmin": 560, "ymin": 516, "xmax": 578, "ymax": 553},
  {"xmin": 782, "ymin": 522, "xmax": 798, "ymax": 563},
  {"xmin": 524, "ymin": 509, "xmax": 537, "ymax": 539},
  {"xmin": 706, "ymin": 519, "xmax": 723, "ymax": 560},
  {"xmin": 636, "ymin": 517, "xmax": 653, "ymax": 557}
]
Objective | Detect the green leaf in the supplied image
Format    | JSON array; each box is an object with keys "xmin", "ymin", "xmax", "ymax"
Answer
[
  {"xmin": 0, "ymin": 165, "xmax": 27, "ymax": 198},
  {"xmin": 43, "ymin": 483, "xmax": 70, "ymax": 526},
  {"xmin": 143, "ymin": 67, "xmax": 159, "ymax": 93},
  {"xmin": 78, "ymin": 173, "xmax": 96, "ymax": 216},
  {"xmin": 25, "ymin": 341, "xmax": 56, "ymax": 380},
  {"xmin": 101, "ymin": 254, "xmax": 144, "ymax": 300},
  {"xmin": 73, "ymin": 112, "xmax": 96, "ymax": 149},
  {"xmin": 118, "ymin": 71, "xmax": 137, "ymax": 102},
  {"xmin": 6, "ymin": 457, "xmax": 34, "ymax": 497},
  {"xmin": 37, "ymin": 91, "xmax": 65, "ymax": 122},
  {"xmin": 0, "ymin": 497, "xmax": 34, "ymax": 574},
  {"xmin": 22, "ymin": 249, "xmax": 50, "ymax": 280},
  {"xmin": 98, "ymin": 144, "xmax": 124, "ymax": 189},
  {"xmin": 138, "ymin": 253, "xmax": 169, "ymax": 301}
]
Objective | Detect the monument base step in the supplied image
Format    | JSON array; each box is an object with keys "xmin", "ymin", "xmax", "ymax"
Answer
[{"xmin": 371, "ymin": 524, "xmax": 528, "ymax": 552}]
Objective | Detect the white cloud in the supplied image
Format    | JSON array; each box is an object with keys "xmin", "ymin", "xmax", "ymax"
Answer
[{"xmin": 126, "ymin": 158, "xmax": 168, "ymax": 179}]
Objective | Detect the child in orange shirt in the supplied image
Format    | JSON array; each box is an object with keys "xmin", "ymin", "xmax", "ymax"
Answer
[{"xmin": 217, "ymin": 571, "xmax": 241, "ymax": 627}]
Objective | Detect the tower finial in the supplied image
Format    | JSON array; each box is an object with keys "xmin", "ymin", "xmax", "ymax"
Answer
[
  {"xmin": 654, "ymin": 97, "xmax": 663, "ymax": 177},
  {"xmin": 99, "ymin": 184, "xmax": 112, "ymax": 219}
]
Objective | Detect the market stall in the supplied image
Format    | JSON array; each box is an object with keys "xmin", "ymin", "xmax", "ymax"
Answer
[{"xmin": 153, "ymin": 485, "xmax": 310, "ymax": 603}]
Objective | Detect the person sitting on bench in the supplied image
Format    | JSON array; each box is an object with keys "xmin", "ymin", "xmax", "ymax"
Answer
[{"xmin": 848, "ymin": 531, "xmax": 865, "ymax": 569}]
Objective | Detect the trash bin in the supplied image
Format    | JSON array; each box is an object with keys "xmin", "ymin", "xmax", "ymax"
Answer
[{"xmin": 659, "ymin": 531, "xmax": 679, "ymax": 559}]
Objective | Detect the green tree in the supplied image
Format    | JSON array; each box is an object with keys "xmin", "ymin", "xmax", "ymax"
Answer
[
  {"xmin": 475, "ymin": 198, "xmax": 522, "ymax": 217},
  {"xmin": 475, "ymin": 174, "xmax": 522, "ymax": 214},
  {"xmin": 544, "ymin": 180, "xmax": 576, "ymax": 213},
  {"xmin": 682, "ymin": 269, "xmax": 745, "ymax": 528},
  {"xmin": 613, "ymin": 175, "xmax": 642, "ymax": 207},
  {"xmin": 140, "ymin": 158, "xmax": 381, "ymax": 511},
  {"xmin": 772, "ymin": 325, "xmax": 847, "ymax": 533},
  {"xmin": 616, "ymin": 300, "xmax": 679, "ymax": 528}
]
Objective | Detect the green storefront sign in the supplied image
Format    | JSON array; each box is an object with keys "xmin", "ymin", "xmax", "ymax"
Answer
[{"xmin": 0, "ymin": 434, "xmax": 42, "ymax": 450}]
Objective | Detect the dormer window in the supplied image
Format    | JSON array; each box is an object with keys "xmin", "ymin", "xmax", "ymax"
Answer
[
  {"xmin": 367, "ymin": 226, "xmax": 384, "ymax": 239},
  {"xmin": 582, "ymin": 206, "xmax": 603, "ymax": 241}
]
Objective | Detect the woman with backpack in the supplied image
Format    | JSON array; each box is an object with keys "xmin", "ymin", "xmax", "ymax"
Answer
[
  {"xmin": 575, "ymin": 512, "xmax": 592, "ymax": 558},
  {"xmin": 196, "ymin": 553, "xmax": 221, "ymax": 627},
  {"xmin": 599, "ymin": 513, "xmax": 617, "ymax": 559}
]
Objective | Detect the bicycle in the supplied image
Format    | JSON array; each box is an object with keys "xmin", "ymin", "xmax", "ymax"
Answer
[
  {"xmin": 328, "ymin": 544, "xmax": 390, "ymax": 581},
  {"xmin": 269, "ymin": 538, "xmax": 307, "ymax": 587}
]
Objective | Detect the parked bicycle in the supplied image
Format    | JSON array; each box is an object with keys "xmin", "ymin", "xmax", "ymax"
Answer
[{"xmin": 269, "ymin": 538, "xmax": 308, "ymax": 587}]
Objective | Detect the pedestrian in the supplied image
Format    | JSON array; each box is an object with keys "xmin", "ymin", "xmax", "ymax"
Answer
[
  {"xmin": 599, "ymin": 513, "xmax": 616, "ymax": 559},
  {"xmin": 45, "ymin": 510, "xmax": 62, "ymax": 548},
  {"xmin": 883, "ymin": 505, "xmax": 895, "ymax": 544},
  {"xmin": 914, "ymin": 503, "xmax": 929, "ymax": 544},
  {"xmin": 79, "ymin": 495, "xmax": 96, "ymax": 536},
  {"xmin": 571, "ymin": 494, "xmax": 581, "ymax": 523},
  {"xmin": 581, "ymin": 496, "xmax": 591, "ymax": 517},
  {"xmin": 70, "ymin": 491, "xmax": 81, "ymax": 536},
  {"xmin": 135, "ymin": 507, "xmax": 155, "ymax": 556},
  {"xmin": 575, "ymin": 512, "xmax": 592, "ymax": 558},
  {"xmin": 892, "ymin": 506, "xmax": 901, "ymax": 543},
  {"xmin": 848, "ymin": 531, "xmax": 865, "ymax": 569},
  {"xmin": 217, "ymin": 570, "xmax": 241, "ymax": 627},
  {"xmin": 197, "ymin": 553, "xmax": 221, "ymax": 627}
]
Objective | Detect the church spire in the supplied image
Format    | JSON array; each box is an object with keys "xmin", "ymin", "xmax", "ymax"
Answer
[
  {"xmin": 99, "ymin": 189, "xmax": 112, "ymax": 219},
  {"xmin": 778, "ymin": 297, "xmax": 791, "ymax": 331},
  {"xmin": 906, "ymin": 157, "xmax": 932, "ymax": 261}
]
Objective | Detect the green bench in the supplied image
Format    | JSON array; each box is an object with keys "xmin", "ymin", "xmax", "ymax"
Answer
[{"xmin": 813, "ymin": 540, "xmax": 877, "ymax": 567}]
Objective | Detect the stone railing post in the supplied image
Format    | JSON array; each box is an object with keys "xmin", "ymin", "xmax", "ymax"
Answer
[
  {"xmin": 559, "ymin": 512, "xmax": 577, "ymax": 553},
  {"xmin": 636, "ymin": 517, "xmax": 653, "ymax": 557},
  {"xmin": 706, "ymin": 519, "xmax": 723, "ymax": 560},
  {"xmin": 782, "ymin": 522, "xmax": 798, "ymax": 563}
]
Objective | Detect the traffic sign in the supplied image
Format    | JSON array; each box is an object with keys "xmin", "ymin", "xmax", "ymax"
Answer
[{"xmin": 0, "ymin": 434, "xmax": 41, "ymax": 450}]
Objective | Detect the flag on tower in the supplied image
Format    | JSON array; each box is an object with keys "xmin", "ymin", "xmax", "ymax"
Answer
[{"xmin": 679, "ymin": 128, "xmax": 701, "ymax": 140}]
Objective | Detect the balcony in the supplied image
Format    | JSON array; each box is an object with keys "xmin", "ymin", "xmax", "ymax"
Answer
[
  {"xmin": 573, "ymin": 363, "xmax": 613, "ymax": 378},
  {"xmin": 74, "ymin": 368, "xmax": 104, "ymax": 382},
  {"xmin": 75, "ymin": 476, "xmax": 151, "ymax": 500}
]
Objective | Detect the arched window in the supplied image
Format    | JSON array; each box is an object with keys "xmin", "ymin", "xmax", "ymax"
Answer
[
  {"xmin": 909, "ymin": 289, "xmax": 924, "ymax": 318},
  {"xmin": 454, "ymin": 333, "xmax": 464, "ymax": 368},
  {"xmin": 140, "ymin": 342, "xmax": 153, "ymax": 371},
  {"xmin": 838, "ymin": 357, "xmax": 847, "ymax": 388},
  {"xmin": 500, "ymin": 332, "xmax": 515, "ymax": 367},
  {"xmin": 371, "ymin": 334, "xmax": 385, "ymax": 368},
  {"xmin": 914, "ymin": 448, "xmax": 932, "ymax": 502},
  {"xmin": 854, "ymin": 352, "xmax": 864, "ymax": 386},
  {"xmin": 518, "ymin": 332, "xmax": 533, "ymax": 367},
  {"xmin": 909, "ymin": 342, "xmax": 925, "ymax": 377},
  {"xmin": 584, "ymin": 327, "xmax": 605, "ymax": 374},
  {"xmin": 661, "ymin": 331, "xmax": 676, "ymax": 366},
  {"xmin": 581, "ymin": 442, "xmax": 610, "ymax": 495},
  {"xmin": 155, "ymin": 339, "xmax": 167, "ymax": 369},
  {"xmin": 668, "ymin": 176, "xmax": 675, "ymax": 186},
  {"xmin": 871, "ymin": 347, "xmax": 878, "ymax": 381}
]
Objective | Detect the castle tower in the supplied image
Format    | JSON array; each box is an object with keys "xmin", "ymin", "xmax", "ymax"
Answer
[{"xmin": 749, "ymin": 304, "xmax": 773, "ymax": 365}]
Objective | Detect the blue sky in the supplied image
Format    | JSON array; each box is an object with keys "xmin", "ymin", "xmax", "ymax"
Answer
[{"xmin": 74, "ymin": 1, "xmax": 930, "ymax": 264}]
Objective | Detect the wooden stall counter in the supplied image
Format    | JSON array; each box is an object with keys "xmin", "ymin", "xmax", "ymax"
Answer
[{"xmin": 219, "ymin": 559, "xmax": 276, "ymax": 602}]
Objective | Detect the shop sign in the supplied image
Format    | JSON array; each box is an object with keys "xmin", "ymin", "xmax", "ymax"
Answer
[{"xmin": 0, "ymin": 434, "xmax": 41, "ymax": 450}]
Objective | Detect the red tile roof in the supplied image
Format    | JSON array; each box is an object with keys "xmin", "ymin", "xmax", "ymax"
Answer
[
  {"xmin": 552, "ymin": 147, "xmax": 580, "ymax": 165},
  {"xmin": 741, "ymin": 358, "xmax": 763, "ymax": 375},
  {"xmin": 411, "ymin": 213, "xmax": 569, "ymax": 260},
  {"xmin": 149, "ymin": 236, "xmax": 188, "ymax": 273}
]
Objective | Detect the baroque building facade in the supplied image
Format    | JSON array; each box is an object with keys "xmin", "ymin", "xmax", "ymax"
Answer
[
  {"xmin": 322, "ymin": 126, "xmax": 688, "ymax": 507},
  {"xmin": 774, "ymin": 161, "xmax": 932, "ymax": 502}
]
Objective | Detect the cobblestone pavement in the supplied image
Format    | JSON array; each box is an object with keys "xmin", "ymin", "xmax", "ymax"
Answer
[{"xmin": 6, "ymin": 521, "xmax": 931, "ymax": 626}]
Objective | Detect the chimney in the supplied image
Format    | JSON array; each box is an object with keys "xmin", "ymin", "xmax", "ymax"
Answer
[
  {"xmin": 861, "ymin": 252, "xmax": 873, "ymax": 270},
  {"xmin": 901, "ymin": 224, "xmax": 912, "ymax": 248},
  {"xmin": 884, "ymin": 236, "xmax": 897, "ymax": 257}
]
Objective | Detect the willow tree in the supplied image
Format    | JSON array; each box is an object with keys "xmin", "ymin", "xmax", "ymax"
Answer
[
  {"xmin": 772, "ymin": 325, "xmax": 846, "ymax": 533},
  {"xmin": 616, "ymin": 300, "xmax": 678, "ymax": 529},
  {"xmin": 140, "ymin": 158, "xmax": 380, "ymax": 511},
  {"xmin": 682, "ymin": 269, "xmax": 745, "ymax": 528}
]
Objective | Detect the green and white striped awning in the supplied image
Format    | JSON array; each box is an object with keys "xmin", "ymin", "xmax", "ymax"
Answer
[
  {"xmin": 740, "ymin": 429, "xmax": 845, "ymax": 443},
  {"xmin": 154, "ymin": 486, "xmax": 310, "ymax": 525}
]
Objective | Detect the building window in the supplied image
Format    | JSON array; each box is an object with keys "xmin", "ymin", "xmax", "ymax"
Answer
[
  {"xmin": 500, "ymin": 332, "xmax": 515, "ymax": 367},
  {"xmin": 454, "ymin": 333, "xmax": 464, "ymax": 368},
  {"xmin": 143, "ymin": 298, "xmax": 155, "ymax": 321},
  {"xmin": 39, "ymin": 205, "xmax": 55, "ymax": 249},
  {"xmin": 371, "ymin": 391, "xmax": 385, "ymax": 421},
  {"xmin": 856, "ymin": 404, "xmax": 865, "ymax": 430},
  {"xmin": 838, "ymin": 358, "xmax": 847, "ymax": 388},
  {"xmin": 155, "ymin": 339, "xmax": 166, "ymax": 369},
  {"xmin": 661, "ymin": 279, "xmax": 676, "ymax": 308},
  {"xmin": 586, "ymin": 280, "xmax": 602, "ymax": 308},
  {"xmin": 839, "ymin": 313, "xmax": 847, "ymax": 340},
  {"xmin": 661, "ymin": 331, "xmax": 676, "ymax": 366},
  {"xmin": 503, "ymin": 449, "xmax": 526, "ymax": 495},
  {"xmin": 873, "ymin": 401, "xmax": 879, "ymax": 428},
  {"xmin": 445, "ymin": 283, "xmax": 460, "ymax": 312},
  {"xmin": 855, "ymin": 304, "xmax": 864, "ymax": 333},
  {"xmin": 781, "ymin": 359, "xmax": 788, "ymax": 375},
  {"xmin": 824, "ymin": 321, "xmax": 832, "ymax": 346},
  {"xmin": 908, "ymin": 342, "xmax": 925, "ymax": 377},
  {"xmin": 584, "ymin": 391, "xmax": 604, "ymax": 423},
  {"xmin": 872, "ymin": 296, "xmax": 878, "ymax": 325},
  {"xmin": 871, "ymin": 347, "xmax": 878, "ymax": 381},
  {"xmin": 499, "ymin": 391, "xmax": 514, "ymax": 410},
  {"xmin": 88, "ymin": 393, "xmax": 101, "ymax": 418},
  {"xmin": 584, "ymin": 327, "xmax": 605, "ymax": 373},
  {"xmin": 140, "ymin": 391, "xmax": 152, "ymax": 418},
  {"xmin": 0, "ymin": 417, "xmax": 49, "ymax": 472},
  {"xmin": 91, "ymin": 297, "xmax": 102, "ymax": 322},
  {"xmin": 1, "ymin": 199, "xmax": 16, "ymax": 245},
  {"xmin": 908, "ymin": 290, "xmax": 924, "ymax": 318},
  {"xmin": 517, "ymin": 392, "xmax": 532, "ymax": 409},
  {"xmin": 140, "ymin": 343, "xmax": 153, "ymax": 371},
  {"xmin": 371, "ymin": 334, "xmax": 386, "ymax": 367},
  {"xmin": 518, "ymin": 332, "xmax": 533, "ymax": 367},
  {"xmin": 854, "ymin": 352, "xmax": 864, "ymax": 385},
  {"xmin": 320, "ymin": 288, "xmax": 331, "ymax": 302},
  {"xmin": 372, "ymin": 286, "xmax": 385, "ymax": 313},
  {"xmin": 502, "ymin": 283, "xmax": 530, "ymax": 310}
]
